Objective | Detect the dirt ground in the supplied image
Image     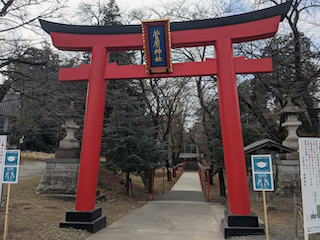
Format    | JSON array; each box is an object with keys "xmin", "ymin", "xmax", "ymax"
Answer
[
  {"xmin": 0, "ymin": 162, "xmax": 175, "ymax": 240},
  {"xmin": 208, "ymin": 181, "xmax": 320, "ymax": 240},
  {"xmin": 1, "ymin": 160, "xmax": 319, "ymax": 240}
]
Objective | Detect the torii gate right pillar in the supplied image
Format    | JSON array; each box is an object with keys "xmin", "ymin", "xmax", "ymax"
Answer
[
  {"xmin": 215, "ymin": 38, "xmax": 251, "ymax": 214},
  {"xmin": 215, "ymin": 38, "xmax": 264, "ymax": 237}
]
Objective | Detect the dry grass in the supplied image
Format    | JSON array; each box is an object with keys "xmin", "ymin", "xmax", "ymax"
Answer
[
  {"xmin": 20, "ymin": 151, "xmax": 55, "ymax": 161},
  {"xmin": 0, "ymin": 177, "xmax": 90, "ymax": 240}
]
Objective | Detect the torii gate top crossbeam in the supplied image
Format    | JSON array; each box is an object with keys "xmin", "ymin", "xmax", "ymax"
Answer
[{"xmin": 40, "ymin": 1, "xmax": 291, "ymax": 51}]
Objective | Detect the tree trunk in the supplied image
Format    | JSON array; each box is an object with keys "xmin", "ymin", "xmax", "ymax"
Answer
[
  {"xmin": 166, "ymin": 161, "xmax": 170, "ymax": 181},
  {"xmin": 128, "ymin": 178, "xmax": 133, "ymax": 197},
  {"xmin": 303, "ymin": 95, "xmax": 319, "ymax": 135},
  {"xmin": 139, "ymin": 171, "xmax": 152, "ymax": 193},
  {"xmin": 140, "ymin": 173, "xmax": 148, "ymax": 191},
  {"xmin": 125, "ymin": 172, "xmax": 133, "ymax": 197},
  {"xmin": 218, "ymin": 168, "xmax": 226, "ymax": 197},
  {"xmin": 148, "ymin": 174, "xmax": 152, "ymax": 194},
  {"xmin": 209, "ymin": 169, "xmax": 214, "ymax": 185}
]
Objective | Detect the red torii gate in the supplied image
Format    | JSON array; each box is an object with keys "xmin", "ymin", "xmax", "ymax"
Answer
[{"xmin": 40, "ymin": 1, "xmax": 291, "ymax": 236}]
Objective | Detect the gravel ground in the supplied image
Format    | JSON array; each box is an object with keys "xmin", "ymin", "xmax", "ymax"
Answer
[{"xmin": 18, "ymin": 160, "xmax": 46, "ymax": 181}]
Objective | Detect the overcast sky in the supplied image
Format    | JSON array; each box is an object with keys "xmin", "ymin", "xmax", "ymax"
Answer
[
  {"xmin": 66, "ymin": 0, "xmax": 173, "ymax": 13},
  {"xmin": 31, "ymin": 0, "xmax": 320, "ymax": 47},
  {"xmin": 108, "ymin": 0, "xmax": 172, "ymax": 10},
  {"xmin": 56, "ymin": 0, "xmax": 178, "ymax": 25}
]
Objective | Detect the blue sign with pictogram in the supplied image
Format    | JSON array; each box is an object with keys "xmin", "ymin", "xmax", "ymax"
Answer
[
  {"xmin": 251, "ymin": 155, "xmax": 274, "ymax": 191},
  {"xmin": 2, "ymin": 150, "xmax": 20, "ymax": 184}
]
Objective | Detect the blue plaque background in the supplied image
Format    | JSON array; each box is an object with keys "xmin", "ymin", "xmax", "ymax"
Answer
[
  {"xmin": 253, "ymin": 156, "xmax": 271, "ymax": 172},
  {"xmin": 148, "ymin": 26, "xmax": 167, "ymax": 67},
  {"xmin": 3, "ymin": 167, "xmax": 17, "ymax": 182},
  {"xmin": 254, "ymin": 174, "xmax": 273, "ymax": 190},
  {"xmin": 4, "ymin": 150, "xmax": 19, "ymax": 166}
]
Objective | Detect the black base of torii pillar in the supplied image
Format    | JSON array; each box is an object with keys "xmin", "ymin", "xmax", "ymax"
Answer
[
  {"xmin": 60, "ymin": 207, "xmax": 106, "ymax": 233},
  {"xmin": 220, "ymin": 211, "xmax": 265, "ymax": 238}
]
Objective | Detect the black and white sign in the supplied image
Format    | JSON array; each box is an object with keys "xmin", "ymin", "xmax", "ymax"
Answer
[{"xmin": 299, "ymin": 137, "xmax": 320, "ymax": 239}]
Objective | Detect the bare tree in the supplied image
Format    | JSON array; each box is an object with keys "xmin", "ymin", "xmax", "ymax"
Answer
[
  {"xmin": 237, "ymin": 0, "xmax": 320, "ymax": 138},
  {"xmin": 0, "ymin": 0, "xmax": 67, "ymax": 100},
  {"xmin": 137, "ymin": 77, "xmax": 191, "ymax": 169}
]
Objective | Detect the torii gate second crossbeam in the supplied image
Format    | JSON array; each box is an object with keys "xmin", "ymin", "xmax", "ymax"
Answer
[{"xmin": 40, "ymin": 1, "xmax": 291, "ymax": 237}]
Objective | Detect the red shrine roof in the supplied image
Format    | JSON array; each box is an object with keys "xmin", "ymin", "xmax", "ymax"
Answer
[{"xmin": 40, "ymin": 1, "xmax": 291, "ymax": 35}]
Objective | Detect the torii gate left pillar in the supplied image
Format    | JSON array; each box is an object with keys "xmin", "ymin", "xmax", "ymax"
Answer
[
  {"xmin": 40, "ymin": 1, "xmax": 291, "ymax": 236},
  {"xmin": 58, "ymin": 46, "xmax": 109, "ymax": 233}
]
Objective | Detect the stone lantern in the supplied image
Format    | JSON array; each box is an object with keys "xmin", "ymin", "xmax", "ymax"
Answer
[
  {"xmin": 36, "ymin": 102, "xmax": 81, "ymax": 196},
  {"xmin": 276, "ymin": 98, "xmax": 305, "ymax": 196},
  {"xmin": 56, "ymin": 102, "xmax": 80, "ymax": 158},
  {"xmin": 279, "ymin": 98, "xmax": 305, "ymax": 150}
]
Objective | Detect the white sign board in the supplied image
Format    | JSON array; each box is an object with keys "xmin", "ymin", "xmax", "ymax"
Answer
[
  {"xmin": 299, "ymin": 138, "xmax": 320, "ymax": 238},
  {"xmin": 251, "ymin": 155, "xmax": 274, "ymax": 191},
  {"xmin": 2, "ymin": 150, "xmax": 20, "ymax": 184},
  {"xmin": 0, "ymin": 135, "xmax": 7, "ymax": 201}
]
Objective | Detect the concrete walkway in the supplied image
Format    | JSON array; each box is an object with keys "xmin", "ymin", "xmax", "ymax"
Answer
[{"xmin": 86, "ymin": 171, "xmax": 226, "ymax": 240}]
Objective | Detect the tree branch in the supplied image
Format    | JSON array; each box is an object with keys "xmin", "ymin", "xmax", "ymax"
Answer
[{"xmin": 0, "ymin": 0, "xmax": 14, "ymax": 17}]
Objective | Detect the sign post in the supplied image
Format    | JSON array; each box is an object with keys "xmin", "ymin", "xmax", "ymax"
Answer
[
  {"xmin": 0, "ymin": 135, "xmax": 7, "ymax": 205},
  {"xmin": 3, "ymin": 150, "xmax": 20, "ymax": 240},
  {"xmin": 3, "ymin": 183, "xmax": 11, "ymax": 240},
  {"xmin": 251, "ymin": 155, "xmax": 274, "ymax": 240},
  {"xmin": 298, "ymin": 137, "xmax": 320, "ymax": 240}
]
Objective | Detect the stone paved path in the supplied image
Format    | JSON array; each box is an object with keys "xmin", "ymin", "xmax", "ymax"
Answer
[{"xmin": 86, "ymin": 171, "xmax": 225, "ymax": 240}]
